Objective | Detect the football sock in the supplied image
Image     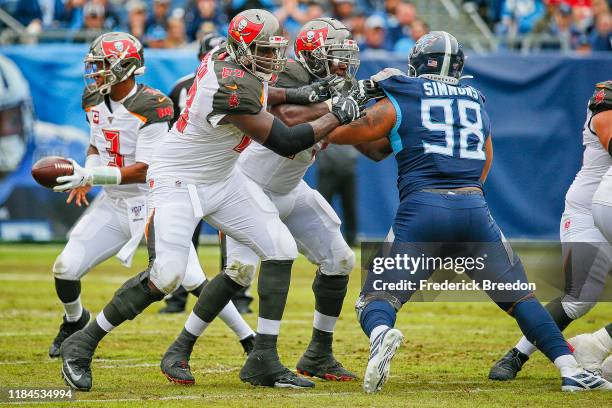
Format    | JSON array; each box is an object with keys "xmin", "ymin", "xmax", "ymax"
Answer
[
  {"xmin": 359, "ymin": 300, "xmax": 397, "ymax": 337},
  {"xmin": 256, "ymin": 260, "xmax": 293, "ymax": 339},
  {"xmin": 514, "ymin": 297, "xmax": 574, "ymax": 356},
  {"xmin": 513, "ymin": 298, "xmax": 571, "ymax": 363},
  {"xmin": 191, "ymin": 272, "xmax": 243, "ymax": 323},
  {"xmin": 554, "ymin": 354, "xmax": 581, "ymax": 377},
  {"xmin": 218, "ymin": 301, "xmax": 255, "ymax": 340},
  {"xmin": 55, "ymin": 278, "xmax": 83, "ymax": 322},
  {"xmin": 184, "ymin": 311, "xmax": 209, "ymax": 337},
  {"xmin": 312, "ymin": 272, "xmax": 348, "ymax": 332},
  {"xmin": 593, "ymin": 326, "xmax": 612, "ymax": 353}
]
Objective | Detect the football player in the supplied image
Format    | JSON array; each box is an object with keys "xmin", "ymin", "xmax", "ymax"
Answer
[
  {"xmin": 161, "ymin": 17, "xmax": 362, "ymax": 385},
  {"xmin": 489, "ymin": 81, "xmax": 612, "ymax": 381},
  {"xmin": 49, "ymin": 32, "xmax": 255, "ymax": 359},
  {"xmin": 325, "ymin": 32, "xmax": 612, "ymax": 392},
  {"xmin": 159, "ymin": 33, "xmax": 228, "ymax": 315},
  {"xmin": 568, "ymin": 323, "xmax": 612, "ymax": 377},
  {"xmin": 59, "ymin": 9, "xmax": 361, "ymax": 391}
]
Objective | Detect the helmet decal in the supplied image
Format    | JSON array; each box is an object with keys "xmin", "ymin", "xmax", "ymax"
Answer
[
  {"xmin": 101, "ymin": 39, "xmax": 141, "ymax": 61},
  {"xmin": 295, "ymin": 27, "xmax": 329, "ymax": 53},
  {"xmin": 229, "ymin": 15, "xmax": 265, "ymax": 45}
]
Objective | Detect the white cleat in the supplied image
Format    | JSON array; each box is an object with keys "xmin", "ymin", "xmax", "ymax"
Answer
[
  {"xmin": 568, "ymin": 333, "xmax": 609, "ymax": 374},
  {"xmin": 363, "ymin": 328, "xmax": 403, "ymax": 394},
  {"xmin": 561, "ymin": 369, "xmax": 612, "ymax": 391}
]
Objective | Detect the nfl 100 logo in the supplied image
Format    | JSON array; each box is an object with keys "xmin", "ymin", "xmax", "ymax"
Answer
[{"xmin": 131, "ymin": 205, "xmax": 144, "ymax": 219}]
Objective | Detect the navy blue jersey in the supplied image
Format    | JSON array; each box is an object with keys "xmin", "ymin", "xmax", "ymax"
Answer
[{"xmin": 375, "ymin": 69, "xmax": 491, "ymax": 200}]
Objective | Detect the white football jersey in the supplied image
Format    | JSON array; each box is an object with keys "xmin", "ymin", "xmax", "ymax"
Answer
[
  {"xmin": 238, "ymin": 142, "xmax": 324, "ymax": 194},
  {"xmin": 84, "ymin": 84, "xmax": 173, "ymax": 199},
  {"xmin": 565, "ymin": 103, "xmax": 612, "ymax": 213},
  {"xmin": 148, "ymin": 49, "xmax": 267, "ymax": 185}
]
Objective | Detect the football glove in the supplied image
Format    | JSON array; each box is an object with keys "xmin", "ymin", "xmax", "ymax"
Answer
[
  {"xmin": 285, "ymin": 75, "xmax": 346, "ymax": 105},
  {"xmin": 54, "ymin": 159, "xmax": 121, "ymax": 192},
  {"xmin": 331, "ymin": 95, "xmax": 361, "ymax": 125},
  {"xmin": 350, "ymin": 79, "xmax": 386, "ymax": 109}
]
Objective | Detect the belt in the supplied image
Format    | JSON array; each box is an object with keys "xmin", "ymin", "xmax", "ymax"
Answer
[{"xmin": 420, "ymin": 188, "xmax": 483, "ymax": 196}]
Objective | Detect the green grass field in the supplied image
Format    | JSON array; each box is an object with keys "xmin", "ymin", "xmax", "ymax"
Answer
[{"xmin": 0, "ymin": 244, "xmax": 610, "ymax": 407}]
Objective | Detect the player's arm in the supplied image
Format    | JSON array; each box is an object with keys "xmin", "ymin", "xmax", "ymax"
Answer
[
  {"xmin": 593, "ymin": 110, "xmax": 612, "ymax": 155},
  {"xmin": 269, "ymin": 102, "xmax": 330, "ymax": 126},
  {"xmin": 65, "ymin": 144, "xmax": 101, "ymax": 207},
  {"xmin": 480, "ymin": 136, "xmax": 493, "ymax": 184},
  {"xmin": 354, "ymin": 138, "xmax": 393, "ymax": 162},
  {"xmin": 224, "ymin": 107, "xmax": 346, "ymax": 157},
  {"xmin": 326, "ymin": 98, "xmax": 396, "ymax": 145}
]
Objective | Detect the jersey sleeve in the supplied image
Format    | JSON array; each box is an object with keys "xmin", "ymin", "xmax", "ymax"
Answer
[
  {"xmin": 124, "ymin": 85, "xmax": 174, "ymax": 128},
  {"xmin": 207, "ymin": 62, "xmax": 264, "ymax": 126},
  {"xmin": 81, "ymin": 87, "xmax": 102, "ymax": 126},
  {"xmin": 274, "ymin": 59, "xmax": 311, "ymax": 88},
  {"xmin": 589, "ymin": 81, "xmax": 612, "ymax": 116},
  {"xmin": 135, "ymin": 121, "xmax": 167, "ymax": 164}
]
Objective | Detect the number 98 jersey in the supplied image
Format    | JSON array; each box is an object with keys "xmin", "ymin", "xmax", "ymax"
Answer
[{"xmin": 374, "ymin": 68, "xmax": 491, "ymax": 201}]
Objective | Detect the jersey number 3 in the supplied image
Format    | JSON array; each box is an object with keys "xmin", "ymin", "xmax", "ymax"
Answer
[
  {"xmin": 421, "ymin": 99, "xmax": 485, "ymax": 160},
  {"xmin": 103, "ymin": 129, "xmax": 124, "ymax": 167}
]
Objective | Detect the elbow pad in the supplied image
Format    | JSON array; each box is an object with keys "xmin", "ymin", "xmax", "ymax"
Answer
[{"xmin": 263, "ymin": 117, "xmax": 315, "ymax": 157}]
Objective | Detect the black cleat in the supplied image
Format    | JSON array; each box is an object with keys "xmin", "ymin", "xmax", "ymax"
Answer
[
  {"xmin": 160, "ymin": 331, "xmax": 196, "ymax": 385},
  {"xmin": 59, "ymin": 330, "xmax": 97, "ymax": 391},
  {"xmin": 49, "ymin": 309, "xmax": 91, "ymax": 358},
  {"xmin": 296, "ymin": 352, "xmax": 357, "ymax": 381},
  {"xmin": 240, "ymin": 348, "xmax": 314, "ymax": 389},
  {"xmin": 489, "ymin": 348, "xmax": 529, "ymax": 381},
  {"xmin": 240, "ymin": 334, "xmax": 256, "ymax": 355}
]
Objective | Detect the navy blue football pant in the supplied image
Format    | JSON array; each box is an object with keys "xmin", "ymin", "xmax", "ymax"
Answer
[{"xmin": 359, "ymin": 191, "xmax": 571, "ymax": 362}]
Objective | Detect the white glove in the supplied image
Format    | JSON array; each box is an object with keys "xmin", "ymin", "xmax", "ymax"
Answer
[{"xmin": 54, "ymin": 159, "xmax": 121, "ymax": 192}]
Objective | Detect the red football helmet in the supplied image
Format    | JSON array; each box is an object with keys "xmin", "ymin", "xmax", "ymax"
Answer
[
  {"xmin": 295, "ymin": 18, "xmax": 360, "ymax": 80},
  {"xmin": 226, "ymin": 9, "xmax": 288, "ymax": 81},
  {"xmin": 84, "ymin": 32, "xmax": 145, "ymax": 95}
]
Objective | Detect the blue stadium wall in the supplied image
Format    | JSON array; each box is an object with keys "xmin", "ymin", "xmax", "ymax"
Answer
[{"xmin": 2, "ymin": 45, "xmax": 611, "ymax": 240}]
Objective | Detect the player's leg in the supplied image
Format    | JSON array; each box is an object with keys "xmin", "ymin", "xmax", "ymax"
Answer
[
  {"xmin": 163, "ymin": 171, "xmax": 310, "ymax": 388},
  {"xmin": 490, "ymin": 212, "xmax": 611, "ymax": 380},
  {"xmin": 568, "ymin": 323, "xmax": 612, "ymax": 374},
  {"xmin": 159, "ymin": 221, "xmax": 203, "ymax": 314},
  {"xmin": 60, "ymin": 186, "xmax": 198, "ymax": 391},
  {"xmin": 50, "ymin": 193, "xmax": 130, "ymax": 357},
  {"xmin": 161, "ymin": 238, "xmax": 257, "ymax": 385},
  {"xmin": 281, "ymin": 182, "xmax": 357, "ymax": 381},
  {"xmin": 467, "ymin": 204, "xmax": 611, "ymax": 391}
]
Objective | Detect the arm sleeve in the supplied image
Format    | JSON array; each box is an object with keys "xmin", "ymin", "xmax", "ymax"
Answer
[
  {"xmin": 262, "ymin": 117, "xmax": 316, "ymax": 157},
  {"xmin": 135, "ymin": 122, "xmax": 168, "ymax": 164}
]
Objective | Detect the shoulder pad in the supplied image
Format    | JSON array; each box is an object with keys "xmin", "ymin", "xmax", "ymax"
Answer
[
  {"xmin": 275, "ymin": 59, "xmax": 311, "ymax": 88},
  {"xmin": 124, "ymin": 84, "xmax": 174, "ymax": 126},
  {"xmin": 371, "ymin": 68, "xmax": 407, "ymax": 83},
  {"xmin": 82, "ymin": 87, "xmax": 103, "ymax": 111},
  {"xmin": 209, "ymin": 59, "xmax": 264, "ymax": 117},
  {"xmin": 589, "ymin": 81, "xmax": 612, "ymax": 115}
]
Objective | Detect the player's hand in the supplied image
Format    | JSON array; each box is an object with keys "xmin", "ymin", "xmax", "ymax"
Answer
[
  {"xmin": 54, "ymin": 159, "xmax": 93, "ymax": 192},
  {"xmin": 350, "ymin": 79, "xmax": 386, "ymax": 108},
  {"xmin": 285, "ymin": 75, "xmax": 345, "ymax": 104},
  {"xmin": 331, "ymin": 95, "xmax": 360, "ymax": 125},
  {"xmin": 66, "ymin": 186, "xmax": 91, "ymax": 207}
]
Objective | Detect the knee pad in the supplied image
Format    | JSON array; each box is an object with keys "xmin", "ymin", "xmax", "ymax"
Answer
[
  {"xmin": 225, "ymin": 259, "xmax": 257, "ymax": 287},
  {"xmin": 561, "ymin": 300, "xmax": 597, "ymax": 320},
  {"xmin": 320, "ymin": 244, "xmax": 355, "ymax": 276},
  {"xmin": 149, "ymin": 255, "xmax": 188, "ymax": 295},
  {"xmin": 52, "ymin": 250, "xmax": 86, "ymax": 281},
  {"xmin": 355, "ymin": 291, "xmax": 403, "ymax": 321}
]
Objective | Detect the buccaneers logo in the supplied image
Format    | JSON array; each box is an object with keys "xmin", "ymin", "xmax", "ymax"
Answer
[
  {"xmin": 594, "ymin": 89, "xmax": 605, "ymax": 105},
  {"xmin": 229, "ymin": 16, "xmax": 264, "ymax": 45},
  {"xmin": 102, "ymin": 39, "xmax": 141, "ymax": 61},
  {"xmin": 295, "ymin": 27, "xmax": 328, "ymax": 53}
]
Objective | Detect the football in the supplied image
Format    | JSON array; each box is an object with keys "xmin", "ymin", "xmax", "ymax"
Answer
[{"xmin": 31, "ymin": 156, "xmax": 74, "ymax": 189}]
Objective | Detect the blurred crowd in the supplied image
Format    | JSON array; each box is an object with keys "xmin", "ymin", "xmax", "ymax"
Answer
[
  {"xmin": 470, "ymin": 0, "xmax": 612, "ymax": 51},
  {"xmin": 3, "ymin": 0, "xmax": 430, "ymax": 52},
  {"xmin": 3, "ymin": 0, "xmax": 610, "ymax": 52}
]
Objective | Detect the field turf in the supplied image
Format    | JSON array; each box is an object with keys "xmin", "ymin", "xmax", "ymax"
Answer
[{"xmin": 0, "ymin": 244, "xmax": 610, "ymax": 407}]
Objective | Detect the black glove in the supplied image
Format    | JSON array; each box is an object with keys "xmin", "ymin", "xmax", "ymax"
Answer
[
  {"xmin": 285, "ymin": 75, "xmax": 345, "ymax": 105},
  {"xmin": 349, "ymin": 79, "xmax": 386, "ymax": 108},
  {"xmin": 331, "ymin": 95, "xmax": 360, "ymax": 125}
]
